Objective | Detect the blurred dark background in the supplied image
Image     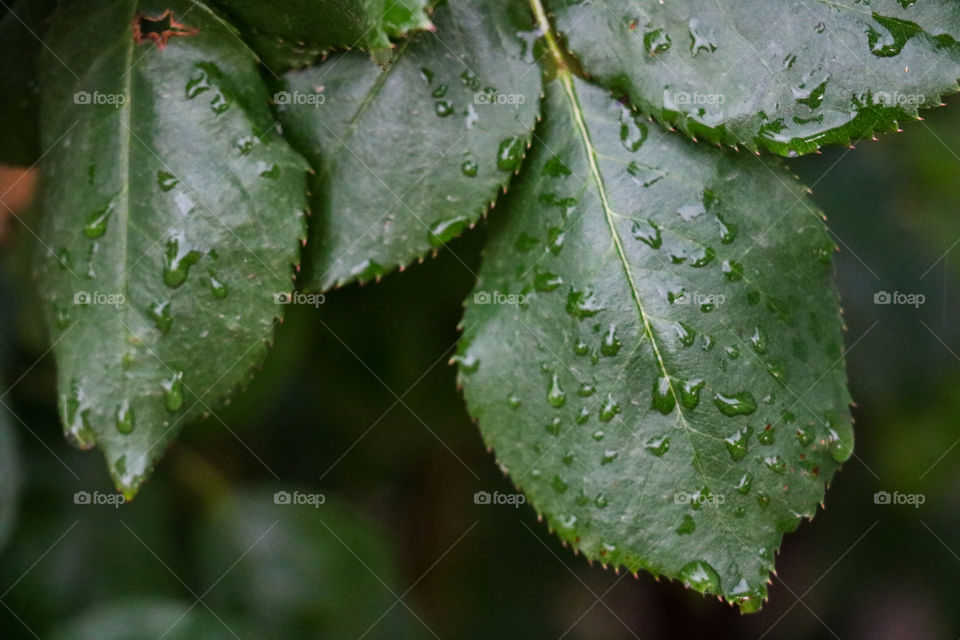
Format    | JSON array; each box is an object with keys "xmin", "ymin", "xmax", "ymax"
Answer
[{"xmin": 0, "ymin": 96, "xmax": 958, "ymax": 639}]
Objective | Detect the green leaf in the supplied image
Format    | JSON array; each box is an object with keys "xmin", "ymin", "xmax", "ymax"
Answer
[
  {"xmin": 49, "ymin": 599, "xmax": 247, "ymax": 639},
  {"xmin": 198, "ymin": 488, "xmax": 419, "ymax": 639},
  {"xmin": 0, "ymin": 0, "xmax": 58, "ymax": 165},
  {"xmin": 0, "ymin": 405, "xmax": 22, "ymax": 551},
  {"xmin": 35, "ymin": 0, "xmax": 309, "ymax": 498},
  {"xmin": 210, "ymin": 0, "xmax": 433, "ymax": 70},
  {"xmin": 278, "ymin": 0, "xmax": 541, "ymax": 290},
  {"xmin": 546, "ymin": 0, "xmax": 960, "ymax": 155},
  {"xmin": 457, "ymin": 71, "xmax": 853, "ymax": 611}
]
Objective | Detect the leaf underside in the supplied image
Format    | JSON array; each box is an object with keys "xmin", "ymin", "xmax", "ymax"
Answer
[
  {"xmin": 36, "ymin": 0, "xmax": 308, "ymax": 498},
  {"xmin": 457, "ymin": 72, "xmax": 853, "ymax": 611},
  {"xmin": 277, "ymin": 0, "xmax": 542, "ymax": 290},
  {"xmin": 210, "ymin": 0, "xmax": 433, "ymax": 71},
  {"xmin": 547, "ymin": 0, "xmax": 960, "ymax": 155}
]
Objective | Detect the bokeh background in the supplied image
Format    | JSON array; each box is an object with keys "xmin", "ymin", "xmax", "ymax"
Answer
[{"xmin": 0, "ymin": 82, "xmax": 958, "ymax": 639}]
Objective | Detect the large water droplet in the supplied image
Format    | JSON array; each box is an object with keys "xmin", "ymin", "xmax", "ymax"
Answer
[
  {"xmin": 547, "ymin": 373, "xmax": 566, "ymax": 408},
  {"xmin": 157, "ymin": 171, "xmax": 179, "ymax": 192},
  {"xmin": 713, "ymin": 391, "xmax": 758, "ymax": 416},
  {"xmin": 496, "ymin": 137, "xmax": 524, "ymax": 172},
  {"xmin": 651, "ymin": 376, "xmax": 675, "ymax": 414},
  {"xmin": 566, "ymin": 289, "xmax": 605, "ymax": 319},
  {"xmin": 600, "ymin": 325, "xmax": 621, "ymax": 356},
  {"xmin": 115, "ymin": 399, "xmax": 135, "ymax": 434},
  {"xmin": 645, "ymin": 433, "xmax": 670, "ymax": 457},
  {"xmin": 679, "ymin": 378, "xmax": 704, "ymax": 410},
  {"xmin": 162, "ymin": 370, "xmax": 184, "ymax": 412},
  {"xmin": 148, "ymin": 300, "xmax": 173, "ymax": 333},
  {"xmin": 599, "ymin": 394, "xmax": 620, "ymax": 422},
  {"xmin": 83, "ymin": 204, "xmax": 112, "ymax": 238},
  {"xmin": 679, "ymin": 560, "xmax": 721, "ymax": 593},
  {"xmin": 208, "ymin": 272, "xmax": 228, "ymax": 299},
  {"xmin": 427, "ymin": 216, "xmax": 469, "ymax": 247},
  {"xmin": 163, "ymin": 233, "xmax": 202, "ymax": 288},
  {"xmin": 724, "ymin": 426, "xmax": 752, "ymax": 461}
]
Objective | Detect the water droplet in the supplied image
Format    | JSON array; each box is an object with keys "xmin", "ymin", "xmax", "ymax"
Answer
[
  {"xmin": 258, "ymin": 162, "xmax": 280, "ymax": 179},
  {"xmin": 507, "ymin": 393, "xmax": 522, "ymax": 409},
  {"xmin": 679, "ymin": 560, "xmax": 721, "ymax": 593},
  {"xmin": 460, "ymin": 70, "xmax": 479, "ymax": 90},
  {"xmin": 148, "ymin": 301, "xmax": 173, "ymax": 333},
  {"xmin": 599, "ymin": 394, "xmax": 620, "ymax": 422},
  {"xmin": 601, "ymin": 449, "xmax": 618, "ymax": 465},
  {"xmin": 236, "ymin": 136, "xmax": 256, "ymax": 154},
  {"xmin": 676, "ymin": 514, "xmax": 696, "ymax": 534},
  {"xmin": 688, "ymin": 18, "xmax": 716, "ymax": 56},
  {"xmin": 574, "ymin": 339, "xmax": 589, "ymax": 356},
  {"xmin": 577, "ymin": 381, "xmax": 596, "ymax": 397},
  {"xmin": 431, "ymin": 84, "xmax": 448, "ymax": 98},
  {"xmin": 716, "ymin": 214, "xmax": 737, "ymax": 244},
  {"xmin": 547, "ymin": 227, "xmax": 565, "ymax": 255},
  {"xmin": 783, "ymin": 53, "xmax": 797, "ymax": 69},
  {"xmin": 115, "ymin": 399, "xmax": 135, "ymax": 434},
  {"xmin": 724, "ymin": 426, "xmax": 752, "ymax": 461},
  {"xmin": 420, "ymin": 68, "xmax": 434, "ymax": 84},
  {"xmin": 210, "ymin": 92, "xmax": 229, "ymax": 114},
  {"xmin": 756, "ymin": 492, "xmax": 770, "ymax": 509},
  {"xmin": 186, "ymin": 68, "xmax": 210, "ymax": 98},
  {"xmin": 796, "ymin": 427, "xmax": 814, "ymax": 447},
  {"xmin": 765, "ymin": 455, "xmax": 787, "ymax": 474},
  {"xmin": 454, "ymin": 353, "xmax": 479, "ymax": 374},
  {"xmin": 427, "ymin": 215, "xmax": 469, "ymax": 247},
  {"xmin": 163, "ymin": 233, "xmax": 202, "ymax": 288},
  {"xmin": 618, "ymin": 107, "xmax": 648, "ymax": 151},
  {"xmin": 631, "ymin": 219, "xmax": 662, "ymax": 248},
  {"xmin": 350, "ymin": 259, "xmax": 386, "ymax": 281},
  {"xmin": 547, "ymin": 373, "xmax": 566, "ymax": 408},
  {"xmin": 730, "ymin": 579, "xmax": 764, "ymax": 613},
  {"xmin": 722, "ymin": 260, "xmax": 743, "ymax": 281},
  {"xmin": 750, "ymin": 327, "xmax": 767, "ymax": 354},
  {"xmin": 592, "ymin": 429, "xmax": 605, "ymax": 441},
  {"xmin": 534, "ymin": 271, "xmax": 563, "ymax": 292},
  {"xmin": 651, "ymin": 376, "xmax": 675, "ymax": 414},
  {"xmin": 157, "ymin": 171, "xmax": 179, "ymax": 192},
  {"xmin": 595, "ymin": 493, "xmax": 608, "ymax": 508},
  {"xmin": 460, "ymin": 160, "xmax": 478, "ymax": 177},
  {"xmin": 545, "ymin": 417, "xmax": 562, "ymax": 436},
  {"xmin": 497, "ymin": 137, "xmax": 524, "ymax": 172},
  {"xmin": 758, "ymin": 424, "xmax": 775, "ymax": 445},
  {"xmin": 544, "ymin": 155, "xmax": 572, "ymax": 177},
  {"xmin": 643, "ymin": 27, "xmax": 672, "ymax": 56},
  {"xmin": 814, "ymin": 21, "xmax": 826, "ymax": 33},
  {"xmin": 793, "ymin": 78, "xmax": 828, "ymax": 109},
  {"xmin": 551, "ymin": 474, "xmax": 568, "ymax": 493},
  {"xmin": 162, "ymin": 370, "xmax": 184, "ymax": 412},
  {"xmin": 208, "ymin": 272, "xmax": 228, "ymax": 299},
  {"xmin": 83, "ymin": 204, "xmax": 112, "ymax": 238},
  {"xmin": 688, "ymin": 246, "xmax": 715, "ymax": 268},
  {"xmin": 645, "ymin": 433, "xmax": 670, "ymax": 457},
  {"xmin": 673, "ymin": 321, "xmax": 696, "ymax": 347},
  {"xmin": 713, "ymin": 391, "xmax": 757, "ymax": 416},
  {"xmin": 735, "ymin": 472, "xmax": 753, "ymax": 495},
  {"xmin": 600, "ymin": 325, "xmax": 621, "ymax": 356},
  {"xmin": 434, "ymin": 100, "xmax": 454, "ymax": 117},
  {"xmin": 561, "ymin": 451, "xmax": 574, "ymax": 466},
  {"xmin": 566, "ymin": 289, "xmax": 605, "ymax": 319},
  {"xmin": 679, "ymin": 378, "xmax": 704, "ymax": 410}
]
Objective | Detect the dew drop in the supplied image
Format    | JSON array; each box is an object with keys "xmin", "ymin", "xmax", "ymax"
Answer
[
  {"xmin": 679, "ymin": 378, "xmax": 704, "ymax": 410},
  {"xmin": 651, "ymin": 376, "xmax": 675, "ymax": 414},
  {"xmin": 507, "ymin": 393, "xmax": 522, "ymax": 409},
  {"xmin": 673, "ymin": 321, "xmax": 696, "ymax": 347},
  {"xmin": 765, "ymin": 455, "xmax": 787, "ymax": 474},
  {"xmin": 163, "ymin": 233, "xmax": 202, "ymax": 288},
  {"xmin": 566, "ymin": 289, "xmax": 605, "ymax": 319},
  {"xmin": 645, "ymin": 433, "xmax": 670, "ymax": 457},
  {"xmin": 618, "ymin": 108, "xmax": 648, "ymax": 151},
  {"xmin": 598, "ymin": 394, "xmax": 620, "ymax": 422},
  {"xmin": 750, "ymin": 327, "xmax": 767, "ymax": 354},
  {"xmin": 679, "ymin": 560, "xmax": 722, "ymax": 593},
  {"xmin": 208, "ymin": 273, "xmax": 228, "ymax": 299},
  {"xmin": 148, "ymin": 301, "xmax": 173, "ymax": 333},
  {"xmin": 83, "ymin": 204, "xmax": 112, "ymax": 238},
  {"xmin": 631, "ymin": 219, "xmax": 662, "ymax": 248},
  {"xmin": 547, "ymin": 373, "xmax": 566, "ymax": 408},
  {"xmin": 724, "ymin": 426, "xmax": 752, "ymax": 461},
  {"xmin": 735, "ymin": 472, "xmax": 753, "ymax": 495},
  {"xmin": 115, "ymin": 399, "xmax": 135, "ymax": 434},
  {"xmin": 496, "ymin": 137, "xmax": 524, "ymax": 172},
  {"xmin": 460, "ymin": 160, "xmax": 478, "ymax": 177},
  {"xmin": 676, "ymin": 514, "xmax": 696, "ymax": 535},
  {"xmin": 713, "ymin": 391, "xmax": 757, "ymax": 416},
  {"xmin": 534, "ymin": 270, "xmax": 563, "ymax": 292},
  {"xmin": 545, "ymin": 417, "xmax": 561, "ymax": 436},
  {"xmin": 434, "ymin": 100, "xmax": 454, "ymax": 117},
  {"xmin": 427, "ymin": 215, "xmax": 469, "ymax": 247},
  {"xmin": 758, "ymin": 424, "xmax": 775, "ymax": 445},
  {"xmin": 162, "ymin": 370, "xmax": 184, "ymax": 412},
  {"xmin": 600, "ymin": 324, "xmax": 621, "ymax": 356},
  {"xmin": 601, "ymin": 449, "xmax": 618, "ymax": 465},
  {"xmin": 157, "ymin": 171, "xmax": 179, "ymax": 192},
  {"xmin": 643, "ymin": 27, "xmax": 672, "ymax": 56}
]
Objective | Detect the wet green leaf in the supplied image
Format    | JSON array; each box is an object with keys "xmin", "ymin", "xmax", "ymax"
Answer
[
  {"xmin": 457, "ymin": 70, "xmax": 852, "ymax": 611},
  {"xmin": 277, "ymin": 0, "xmax": 541, "ymax": 290},
  {"xmin": 546, "ymin": 0, "xmax": 960, "ymax": 155},
  {"xmin": 35, "ymin": 0, "xmax": 309, "ymax": 498},
  {"xmin": 210, "ymin": 0, "xmax": 433, "ymax": 70}
]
